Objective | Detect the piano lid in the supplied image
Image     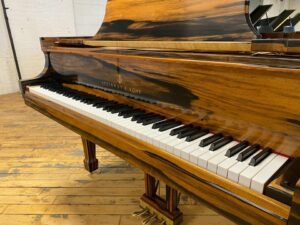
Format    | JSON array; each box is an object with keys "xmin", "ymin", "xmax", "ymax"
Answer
[
  {"xmin": 93, "ymin": 0, "xmax": 256, "ymax": 42},
  {"xmin": 57, "ymin": 0, "xmax": 300, "ymax": 53}
]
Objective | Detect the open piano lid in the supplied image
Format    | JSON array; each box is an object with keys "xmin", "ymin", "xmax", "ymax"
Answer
[
  {"xmin": 57, "ymin": 0, "xmax": 300, "ymax": 53},
  {"xmin": 87, "ymin": 0, "xmax": 256, "ymax": 52},
  {"xmin": 57, "ymin": 0, "xmax": 256, "ymax": 52}
]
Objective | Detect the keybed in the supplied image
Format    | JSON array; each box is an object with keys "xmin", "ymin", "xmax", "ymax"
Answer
[{"xmin": 29, "ymin": 83, "xmax": 289, "ymax": 194}]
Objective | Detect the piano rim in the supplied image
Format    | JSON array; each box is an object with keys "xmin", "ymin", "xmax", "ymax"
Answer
[{"xmin": 22, "ymin": 88, "xmax": 291, "ymax": 225}]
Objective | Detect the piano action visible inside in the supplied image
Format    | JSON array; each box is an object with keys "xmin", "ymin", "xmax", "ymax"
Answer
[{"xmin": 20, "ymin": 0, "xmax": 300, "ymax": 224}]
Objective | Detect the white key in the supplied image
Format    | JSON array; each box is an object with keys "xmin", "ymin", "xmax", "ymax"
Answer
[
  {"xmin": 179, "ymin": 134, "xmax": 213, "ymax": 160},
  {"xmin": 159, "ymin": 135, "xmax": 187, "ymax": 153},
  {"xmin": 148, "ymin": 127, "xmax": 181, "ymax": 145},
  {"xmin": 152, "ymin": 130, "xmax": 180, "ymax": 147},
  {"xmin": 189, "ymin": 146, "xmax": 211, "ymax": 164},
  {"xmin": 227, "ymin": 150, "xmax": 262, "ymax": 183},
  {"xmin": 206, "ymin": 141, "xmax": 238, "ymax": 173},
  {"xmin": 251, "ymin": 155, "xmax": 288, "ymax": 193},
  {"xmin": 238, "ymin": 153, "xmax": 277, "ymax": 187},
  {"xmin": 173, "ymin": 138, "xmax": 201, "ymax": 157},
  {"xmin": 217, "ymin": 147, "xmax": 246, "ymax": 178}
]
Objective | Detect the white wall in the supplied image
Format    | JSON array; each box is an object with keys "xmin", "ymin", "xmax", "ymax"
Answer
[
  {"xmin": 0, "ymin": 0, "xmax": 19, "ymax": 95},
  {"xmin": 290, "ymin": 0, "xmax": 300, "ymax": 30},
  {"xmin": 0, "ymin": 0, "xmax": 106, "ymax": 95},
  {"xmin": 5, "ymin": 0, "xmax": 77, "ymax": 81},
  {"xmin": 73, "ymin": 0, "xmax": 106, "ymax": 36}
]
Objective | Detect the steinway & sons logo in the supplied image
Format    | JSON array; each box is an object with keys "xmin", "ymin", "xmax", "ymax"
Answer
[{"xmin": 100, "ymin": 80, "xmax": 141, "ymax": 94}]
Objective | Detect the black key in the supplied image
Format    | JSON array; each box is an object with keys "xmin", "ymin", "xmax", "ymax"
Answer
[
  {"xmin": 64, "ymin": 93, "xmax": 72, "ymax": 97},
  {"xmin": 104, "ymin": 104, "xmax": 122, "ymax": 113},
  {"xmin": 170, "ymin": 125, "xmax": 193, "ymax": 136},
  {"xmin": 92, "ymin": 100, "xmax": 108, "ymax": 106},
  {"xmin": 103, "ymin": 103, "xmax": 119, "ymax": 111},
  {"xmin": 111, "ymin": 106, "xmax": 132, "ymax": 114},
  {"xmin": 119, "ymin": 109, "xmax": 140, "ymax": 117},
  {"xmin": 225, "ymin": 140, "xmax": 249, "ymax": 157},
  {"xmin": 124, "ymin": 110, "xmax": 145, "ymax": 118},
  {"xmin": 85, "ymin": 100, "xmax": 94, "ymax": 105},
  {"xmin": 135, "ymin": 113, "xmax": 156, "ymax": 123},
  {"xmin": 100, "ymin": 101, "xmax": 117, "ymax": 109},
  {"xmin": 199, "ymin": 133, "xmax": 223, "ymax": 147},
  {"xmin": 249, "ymin": 148, "xmax": 272, "ymax": 166},
  {"xmin": 152, "ymin": 120, "xmax": 174, "ymax": 129},
  {"xmin": 209, "ymin": 136, "xmax": 233, "ymax": 151},
  {"xmin": 237, "ymin": 144, "xmax": 260, "ymax": 162},
  {"xmin": 131, "ymin": 112, "xmax": 149, "ymax": 121},
  {"xmin": 111, "ymin": 106, "xmax": 131, "ymax": 114},
  {"xmin": 159, "ymin": 121, "xmax": 181, "ymax": 132},
  {"xmin": 94, "ymin": 102, "xmax": 108, "ymax": 108},
  {"xmin": 142, "ymin": 116, "xmax": 164, "ymax": 126},
  {"xmin": 177, "ymin": 128, "xmax": 200, "ymax": 139},
  {"xmin": 186, "ymin": 129, "xmax": 209, "ymax": 142}
]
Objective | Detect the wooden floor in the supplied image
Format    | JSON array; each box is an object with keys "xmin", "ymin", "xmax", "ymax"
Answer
[{"xmin": 0, "ymin": 93, "xmax": 237, "ymax": 225}]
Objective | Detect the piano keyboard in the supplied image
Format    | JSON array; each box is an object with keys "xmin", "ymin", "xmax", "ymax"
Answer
[{"xmin": 29, "ymin": 83, "xmax": 289, "ymax": 194}]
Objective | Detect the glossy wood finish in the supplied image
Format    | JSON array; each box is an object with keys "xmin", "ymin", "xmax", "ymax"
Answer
[
  {"xmin": 81, "ymin": 137, "xmax": 98, "ymax": 172},
  {"xmin": 288, "ymin": 180, "xmax": 300, "ymax": 225},
  {"xmin": 82, "ymin": 40, "xmax": 252, "ymax": 53},
  {"xmin": 95, "ymin": 0, "xmax": 256, "ymax": 41},
  {"xmin": 23, "ymin": 91, "xmax": 290, "ymax": 225},
  {"xmin": 252, "ymin": 39, "xmax": 300, "ymax": 54},
  {"xmin": 280, "ymin": 158, "xmax": 300, "ymax": 191},
  {"xmin": 44, "ymin": 48, "xmax": 300, "ymax": 158}
]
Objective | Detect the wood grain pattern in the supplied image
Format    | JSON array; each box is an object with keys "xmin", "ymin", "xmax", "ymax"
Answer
[
  {"xmin": 252, "ymin": 39, "xmax": 300, "ymax": 54},
  {"xmin": 288, "ymin": 180, "xmax": 300, "ymax": 225},
  {"xmin": 94, "ymin": 0, "xmax": 256, "ymax": 41},
  {"xmin": 82, "ymin": 40, "xmax": 252, "ymax": 53},
  {"xmin": 45, "ymin": 48, "xmax": 300, "ymax": 158},
  {"xmin": 23, "ymin": 91, "xmax": 291, "ymax": 225},
  {"xmin": 81, "ymin": 137, "xmax": 98, "ymax": 172}
]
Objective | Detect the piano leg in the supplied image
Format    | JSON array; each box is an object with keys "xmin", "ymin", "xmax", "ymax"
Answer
[
  {"xmin": 288, "ymin": 179, "xmax": 300, "ymax": 225},
  {"xmin": 81, "ymin": 137, "xmax": 98, "ymax": 172},
  {"xmin": 138, "ymin": 173, "xmax": 183, "ymax": 225}
]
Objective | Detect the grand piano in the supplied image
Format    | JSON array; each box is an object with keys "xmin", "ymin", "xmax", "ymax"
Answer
[{"xmin": 20, "ymin": 0, "xmax": 300, "ymax": 224}]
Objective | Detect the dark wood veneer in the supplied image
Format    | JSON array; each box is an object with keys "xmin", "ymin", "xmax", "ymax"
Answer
[{"xmin": 44, "ymin": 48, "xmax": 300, "ymax": 158}]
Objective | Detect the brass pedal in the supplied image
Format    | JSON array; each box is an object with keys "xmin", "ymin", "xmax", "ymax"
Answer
[
  {"xmin": 133, "ymin": 205, "xmax": 168, "ymax": 225},
  {"xmin": 132, "ymin": 208, "xmax": 149, "ymax": 217},
  {"xmin": 140, "ymin": 197, "xmax": 182, "ymax": 225},
  {"xmin": 143, "ymin": 214, "xmax": 157, "ymax": 225}
]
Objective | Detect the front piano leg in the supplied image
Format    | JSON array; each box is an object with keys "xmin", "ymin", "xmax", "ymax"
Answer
[
  {"xmin": 288, "ymin": 179, "xmax": 300, "ymax": 225},
  {"xmin": 81, "ymin": 137, "xmax": 98, "ymax": 172}
]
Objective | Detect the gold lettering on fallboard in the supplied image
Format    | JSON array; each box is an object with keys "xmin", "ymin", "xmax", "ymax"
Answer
[{"xmin": 99, "ymin": 80, "xmax": 141, "ymax": 94}]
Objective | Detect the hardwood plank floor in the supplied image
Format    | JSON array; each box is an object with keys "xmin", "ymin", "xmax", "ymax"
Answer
[{"xmin": 0, "ymin": 93, "xmax": 237, "ymax": 225}]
